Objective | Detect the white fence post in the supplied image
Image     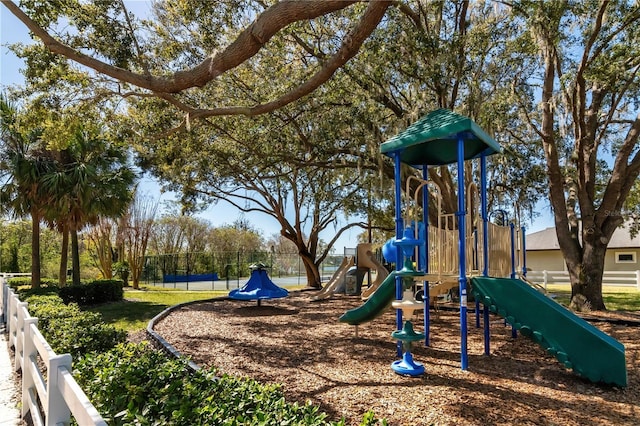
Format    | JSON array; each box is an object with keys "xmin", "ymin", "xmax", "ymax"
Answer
[
  {"xmin": 543, "ymin": 270, "xmax": 548, "ymax": 290},
  {"xmin": 14, "ymin": 301, "xmax": 28, "ymax": 372},
  {"xmin": 8, "ymin": 291, "xmax": 18, "ymax": 349},
  {"xmin": 21, "ymin": 318, "xmax": 38, "ymax": 419},
  {"xmin": 1, "ymin": 279, "xmax": 107, "ymax": 425},
  {"xmin": 47, "ymin": 354, "xmax": 72, "ymax": 426},
  {"xmin": 1, "ymin": 277, "xmax": 6, "ymax": 324}
]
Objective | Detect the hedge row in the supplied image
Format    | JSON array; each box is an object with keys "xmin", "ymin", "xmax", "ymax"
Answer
[
  {"xmin": 11, "ymin": 279, "xmax": 387, "ymax": 424},
  {"xmin": 9, "ymin": 278, "xmax": 124, "ymax": 306},
  {"xmin": 59, "ymin": 280, "xmax": 123, "ymax": 305},
  {"xmin": 23, "ymin": 294, "xmax": 126, "ymax": 358},
  {"xmin": 74, "ymin": 343, "xmax": 387, "ymax": 426},
  {"xmin": 7, "ymin": 277, "xmax": 58, "ymax": 291}
]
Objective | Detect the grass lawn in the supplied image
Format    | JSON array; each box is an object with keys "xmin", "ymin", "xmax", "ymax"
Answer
[
  {"xmin": 90, "ymin": 284, "xmax": 640, "ymax": 334},
  {"xmin": 89, "ymin": 286, "xmax": 228, "ymax": 332},
  {"xmin": 544, "ymin": 284, "xmax": 640, "ymax": 311}
]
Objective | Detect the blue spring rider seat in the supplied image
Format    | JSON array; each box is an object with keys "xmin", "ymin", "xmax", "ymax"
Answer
[{"xmin": 228, "ymin": 263, "xmax": 289, "ymax": 306}]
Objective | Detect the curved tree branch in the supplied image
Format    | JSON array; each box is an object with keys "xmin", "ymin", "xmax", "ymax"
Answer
[
  {"xmin": 1, "ymin": 0, "xmax": 363, "ymax": 93},
  {"xmin": 3, "ymin": 0, "xmax": 391, "ymax": 122},
  {"xmin": 184, "ymin": 0, "xmax": 392, "ymax": 118}
]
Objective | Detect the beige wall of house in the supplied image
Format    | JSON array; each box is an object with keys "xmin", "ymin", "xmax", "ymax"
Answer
[
  {"xmin": 526, "ymin": 248, "xmax": 640, "ymax": 272},
  {"xmin": 525, "ymin": 250, "xmax": 566, "ymax": 271},
  {"xmin": 604, "ymin": 248, "xmax": 640, "ymax": 271}
]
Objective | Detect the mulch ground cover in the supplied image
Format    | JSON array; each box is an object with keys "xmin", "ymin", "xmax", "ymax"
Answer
[{"xmin": 153, "ymin": 291, "xmax": 640, "ymax": 425}]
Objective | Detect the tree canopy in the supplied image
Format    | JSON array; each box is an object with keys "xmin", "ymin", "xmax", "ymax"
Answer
[
  {"xmin": 3, "ymin": 0, "xmax": 390, "ymax": 120},
  {"xmin": 3, "ymin": 0, "xmax": 640, "ymax": 308},
  {"xmin": 509, "ymin": 1, "xmax": 640, "ymax": 309}
]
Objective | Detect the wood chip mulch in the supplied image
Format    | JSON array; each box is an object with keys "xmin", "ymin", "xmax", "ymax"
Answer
[{"xmin": 152, "ymin": 292, "xmax": 640, "ymax": 426}]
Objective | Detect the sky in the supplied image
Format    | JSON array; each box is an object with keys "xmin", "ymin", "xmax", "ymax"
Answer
[{"xmin": 0, "ymin": 2, "xmax": 554, "ymax": 252}]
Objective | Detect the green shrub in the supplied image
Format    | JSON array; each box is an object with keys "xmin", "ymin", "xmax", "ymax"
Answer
[
  {"xmin": 24, "ymin": 294, "xmax": 77, "ymax": 330},
  {"xmin": 8, "ymin": 277, "xmax": 59, "ymax": 293},
  {"xmin": 90, "ymin": 279, "xmax": 124, "ymax": 302},
  {"xmin": 17, "ymin": 285, "xmax": 60, "ymax": 299},
  {"xmin": 45, "ymin": 312, "xmax": 126, "ymax": 357},
  {"xmin": 74, "ymin": 343, "xmax": 387, "ymax": 426},
  {"xmin": 7, "ymin": 277, "xmax": 31, "ymax": 290},
  {"xmin": 24, "ymin": 294, "xmax": 126, "ymax": 358},
  {"xmin": 59, "ymin": 280, "xmax": 124, "ymax": 306}
]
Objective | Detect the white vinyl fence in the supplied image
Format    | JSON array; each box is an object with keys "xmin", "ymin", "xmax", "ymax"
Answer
[
  {"xmin": 1, "ymin": 277, "xmax": 106, "ymax": 426},
  {"xmin": 527, "ymin": 270, "xmax": 640, "ymax": 290}
]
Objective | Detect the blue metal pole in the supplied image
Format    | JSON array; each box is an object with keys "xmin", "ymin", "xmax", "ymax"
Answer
[
  {"xmin": 509, "ymin": 222, "xmax": 518, "ymax": 338},
  {"xmin": 473, "ymin": 216, "xmax": 480, "ymax": 325},
  {"xmin": 393, "ymin": 152, "xmax": 404, "ymax": 357},
  {"xmin": 422, "ymin": 165, "xmax": 430, "ymax": 346},
  {"xmin": 480, "ymin": 154, "xmax": 490, "ymax": 355},
  {"xmin": 481, "ymin": 154, "xmax": 489, "ymax": 277},
  {"xmin": 457, "ymin": 136, "xmax": 468, "ymax": 370},
  {"xmin": 483, "ymin": 306, "xmax": 491, "ymax": 356}
]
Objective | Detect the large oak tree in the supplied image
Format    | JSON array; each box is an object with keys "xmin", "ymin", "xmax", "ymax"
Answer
[
  {"xmin": 509, "ymin": 1, "xmax": 640, "ymax": 310},
  {"xmin": 5, "ymin": 0, "xmax": 640, "ymax": 309}
]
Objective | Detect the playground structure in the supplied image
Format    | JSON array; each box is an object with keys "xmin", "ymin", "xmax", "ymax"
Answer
[
  {"xmin": 311, "ymin": 257, "xmax": 355, "ymax": 300},
  {"xmin": 311, "ymin": 244, "xmax": 389, "ymax": 301},
  {"xmin": 339, "ymin": 109, "xmax": 627, "ymax": 386},
  {"xmin": 228, "ymin": 263, "xmax": 289, "ymax": 306},
  {"xmin": 358, "ymin": 244, "xmax": 390, "ymax": 299}
]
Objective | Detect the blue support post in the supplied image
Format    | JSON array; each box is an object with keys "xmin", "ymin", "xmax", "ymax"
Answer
[
  {"xmin": 483, "ymin": 306, "xmax": 491, "ymax": 356},
  {"xmin": 474, "ymin": 223, "xmax": 480, "ymax": 329},
  {"xmin": 509, "ymin": 222, "xmax": 518, "ymax": 338},
  {"xmin": 480, "ymin": 154, "xmax": 490, "ymax": 355},
  {"xmin": 422, "ymin": 165, "xmax": 430, "ymax": 346},
  {"xmin": 456, "ymin": 136, "xmax": 468, "ymax": 370},
  {"xmin": 393, "ymin": 152, "xmax": 404, "ymax": 357},
  {"xmin": 481, "ymin": 154, "xmax": 489, "ymax": 276}
]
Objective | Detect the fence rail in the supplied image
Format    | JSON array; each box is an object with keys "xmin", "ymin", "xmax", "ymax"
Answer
[
  {"xmin": 1, "ymin": 278, "xmax": 106, "ymax": 426},
  {"xmin": 526, "ymin": 270, "xmax": 640, "ymax": 290}
]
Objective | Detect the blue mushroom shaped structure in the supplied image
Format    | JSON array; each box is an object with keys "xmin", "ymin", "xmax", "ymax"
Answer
[{"xmin": 228, "ymin": 263, "xmax": 288, "ymax": 305}]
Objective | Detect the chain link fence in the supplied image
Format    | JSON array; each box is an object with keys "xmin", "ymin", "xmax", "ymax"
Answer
[{"xmin": 142, "ymin": 251, "xmax": 349, "ymax": 290}]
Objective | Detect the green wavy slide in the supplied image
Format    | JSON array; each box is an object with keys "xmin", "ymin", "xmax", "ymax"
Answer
[
  {"xmin": 339, "ymin": 272, "xmax": 401, "ymax": 325},
  {"xmin": 471, "ymin": 276, "xmax": 627, "ymax": 387}
]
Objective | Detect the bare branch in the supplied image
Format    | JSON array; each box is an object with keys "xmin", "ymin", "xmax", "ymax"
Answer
[{"xmin": 599, "ymin": 113, "xmax": 640, "ymax": 214}]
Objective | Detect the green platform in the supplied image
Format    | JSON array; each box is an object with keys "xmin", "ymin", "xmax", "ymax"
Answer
[
  {"xmin": 471, "ymin": 276, "xmax": 627, "ymax": 387},
  {"xmin": 339, "ymin": 272, "xmax": 417, "ymax": 325}
]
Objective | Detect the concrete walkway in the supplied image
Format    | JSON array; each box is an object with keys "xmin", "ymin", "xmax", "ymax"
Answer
[{"xmin": 0, "ymin": 323, "xmax": 20, "ymax": 426}]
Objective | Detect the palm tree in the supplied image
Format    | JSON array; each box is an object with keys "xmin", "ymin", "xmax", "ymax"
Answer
[
  {"xmin": 42, "ymin": 123, "xmax": 136, "ymax": 286},
  {"xmin": 0, "ymin": 94, "xmax": 55, "ymax": 288}
]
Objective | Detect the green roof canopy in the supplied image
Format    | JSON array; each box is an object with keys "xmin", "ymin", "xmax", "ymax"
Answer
[{"xmin": 380, "ymin": 109, "xmax": 502, "ymax": 167}]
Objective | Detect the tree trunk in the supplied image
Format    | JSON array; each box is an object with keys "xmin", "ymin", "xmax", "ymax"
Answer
[
  {"xmin": 58, "ymin": 225, "xmax": 69, "ymax": 286},
  {"xmin": 30, "ymin": 209, "xmax": 41, "ymax": 288},
  {"xmin": 71, "ymin": 229, "xmax": 81, "ymax": 286},
  {"xmin": 566, "ymin": 224, "xmax": 608, "ymax": 311},
  {"xmin": 127, "ymin": 246, "xmax": 137, "ymax": 289},
  {"xmin": 300, "ymin": 253, "xmax": 322, "ymax": 288},
  {"xmin": 130, "ymin": 253, "xmax": 140, "ymax": 290}
]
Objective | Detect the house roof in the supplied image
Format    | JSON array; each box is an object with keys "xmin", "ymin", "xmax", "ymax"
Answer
[
  {"xmin": 379, "ymin": 109, "xmax": 502, "ymax": 167},
  {"xmin": 526, "ymin": 222, "xmax": 640, "ymax": 250}
]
